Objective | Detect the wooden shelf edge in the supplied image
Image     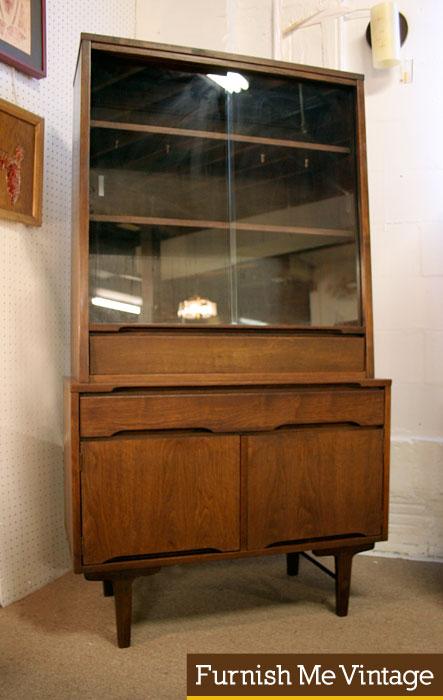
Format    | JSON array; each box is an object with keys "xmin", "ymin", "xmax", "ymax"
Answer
[
  {"xmin": 88, "ymin": 323, "xmax": 365, "ymax": 334},
  {"xmin": 85, "ymin": 372, "xmax": 368, "ymax": 387},
  {"xmin": 90, "ymin": 119, "xmax": 351, "ymax": 155},
  {"xmin": 89, "ymin": 214, "xmax": 354, "ymax": 239},
  {"xmin": 65, "ymin": 376, "xmax": 392, "ymax": 393}
]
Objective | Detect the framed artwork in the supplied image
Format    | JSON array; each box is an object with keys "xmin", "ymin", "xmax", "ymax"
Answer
[
  {"xmin": 0, "ymin": 0, "xmax": 46, "ymax": 78},
  {"xmin": 0, "ymin": 97, "xmax": 43, "ymax": 225}
]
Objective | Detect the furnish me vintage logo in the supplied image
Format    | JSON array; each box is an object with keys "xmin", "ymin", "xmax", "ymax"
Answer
[{"xmin": 187, "ymin": 654, "xmax": 442, "ymax": 697}]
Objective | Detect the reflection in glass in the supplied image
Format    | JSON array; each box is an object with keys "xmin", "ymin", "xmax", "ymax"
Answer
[
  {"xmin": 89, "ymin": 52, "xmax": 361, "ymax": 328},
  {"xmin": 89, "ymin": 223, "xmax": 360, "ymax": 326},
  {"xmin": 89, "ymin": 223, "xmax": 232, "ymax": 325}
]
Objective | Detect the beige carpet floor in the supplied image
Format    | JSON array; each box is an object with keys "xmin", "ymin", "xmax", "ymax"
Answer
[{"xmin": 0, "ymin": 554, "xmax": 441, "ymax": 699}]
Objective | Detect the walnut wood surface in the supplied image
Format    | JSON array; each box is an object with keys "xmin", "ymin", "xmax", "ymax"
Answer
[
  {"xmin": 89, "ymin": 333, "xmax": 365, "ymax": 377},
  {"xmin": 81, "ymin": 434, "xmax": 240, "ymax": 565},
  {"xmin": 72, "ymin": 37, "xmax": 375, "ymax": 385},
  {"xmin": 81, "ymin": 534, "xmax": 380, "ymax": 575},
  {"xmin": 89, "ymin": 323, "xmax": 365, "ymax": 333},
  {"xmin": 63, "ymin": 380, "xmax": 81, "ymax": 572},
  {"xmin": 382, "ymin": 383, "xmax": 392, "ymax": 538},
  {"xmin": 66, "ymin": 38, "xmax": 392, "ymax": 640},
  {"xmin": 86, "ymin": 373, "xmax": 385, "ymax": 388},
  {"xmin": 245, "ymin": 426, "xmax": 384, "ymax": 550},
  {"xmin": 113, "ymin": 578, "xmax": 133, "ymax": 648},
  {"xmin": 71, "ymin": 41, "xmax": 91, "ymax": 381},
  {"xmin": 356, "ymin": 81, "xmax": 374, "ymax": 377},
  {"xmin": 80, "ymin": 387, "xmax": 384, "ymax": 437},
  {"xmin": 88, "ymin": 37, "xmax": 362, "ymax": 84},
  {"xmin": 91, "ymin": 119, "xmax": 351, "ymax": 154},
  {"xmin": 313, "ymin": 544, "xmax": 375, "ymax": 616},
  {"xmin": 90, "ymin": 214, "xmax": 353, "ymax": 238}
]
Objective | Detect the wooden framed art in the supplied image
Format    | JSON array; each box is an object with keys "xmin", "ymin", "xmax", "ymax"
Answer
[
  {"xmin": 0, "ymin": 97, "xmax": 43, "ymax": 225},
  {"xmin": 0, "ymin": 0, "xmax": 46, "ymax": 79}
]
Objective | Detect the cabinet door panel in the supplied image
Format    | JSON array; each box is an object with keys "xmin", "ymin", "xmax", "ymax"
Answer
[
  {"xmin": 82, "ymin": 434, "xmax": 240, "ymax": 564},
  {"xmin": 246, "ymin": 427, "xmax": 383, "ymax": 550}
]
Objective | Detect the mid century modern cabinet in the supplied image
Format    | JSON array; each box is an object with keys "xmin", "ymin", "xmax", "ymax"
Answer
[{"xmin": 65, "ymin": 34, "xmax": 391, "ymax": 648}]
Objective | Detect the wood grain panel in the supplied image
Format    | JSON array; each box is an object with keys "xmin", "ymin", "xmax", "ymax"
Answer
[
  {"xmin": 90, "ymin": 213, "xmax": 352, "ymax": 238},
  {"xmin": 88, "ymin": 37, "xmax": 362, "ymax": 83},
  {"xmin": 356, "ymin": 81, "xmax": 374, "ymax": 377},
  {"xmin": 64, "ymin": 380, "xmax": 81, "ymax": 572},
  {"xmin": 382, "ymin": 382, "xmax": 392, "ymax": 539},
  {"xmin": 91, "ymin": 119, "xmax": 351, "ymax": 153},
  {"xmin": 81, "ymin": 434, "xmax": 240, "ymax": 565},
  {"xmin": 80, "ymin": 387, "xmax": 385, "ymax": 437},
  {"xmin": 246, "ymin": 427, "xmax": 384, "ymax": 550},
  {"xmin": 81, "ymin": 534, "xmax": 379, "ymax": 576},
  {"xmin": 89, "ymin": 332, "xmax": 365, "ymax": 376},
  {"xmin": 71, "ymin": 41, "xmax": 91, "ymax": 381}
]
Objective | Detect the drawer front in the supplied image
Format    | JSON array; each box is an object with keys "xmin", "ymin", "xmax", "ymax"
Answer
[
  {"xmin": 89, "ymin": 331, "xmax": 365, "ymax": 378},
  {"xmin": 80, "ymin": 387, "xmax": 385, "ymax": 437},
  {"xmin": 245, "ymin": 426, "xmax": 384, "ymax": 550},
  {"xmin": 81, "ymin": 434, "xmax": 240, "ymax": 565}
]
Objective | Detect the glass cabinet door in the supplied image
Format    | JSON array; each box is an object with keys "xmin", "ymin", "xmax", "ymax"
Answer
[{"xmin": 88, "ymin": 52, "xmax": 361, "ymax": 327}]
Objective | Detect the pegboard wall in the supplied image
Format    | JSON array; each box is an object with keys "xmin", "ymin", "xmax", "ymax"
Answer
[{"xmin": 0, "ymin": 0, "xmax": 136, "ymax": 606}]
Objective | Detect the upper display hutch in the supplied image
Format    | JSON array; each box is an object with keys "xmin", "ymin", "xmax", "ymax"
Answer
[{"xmin": 71, "ymin": 34, "xmax": 373, "ymax": 385}]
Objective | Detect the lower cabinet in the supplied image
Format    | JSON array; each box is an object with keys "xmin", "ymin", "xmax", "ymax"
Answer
[
  {"xmin": 246, "ymin": 427, "xmax": 384, "ymax": 550},
  {"xmin": 81, "ymin": 425, "xmax": 385, "ymax": 564},
  {"xmin": 65, "ymin": 381, "xmax": 390, "ymax": 646},
  {"xmin": 81, "ymin": 434, "xmax": 241, "ymax": 565}
]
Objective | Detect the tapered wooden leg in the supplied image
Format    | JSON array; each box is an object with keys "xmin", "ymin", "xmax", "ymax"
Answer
[
  {"xmin": 113, "ymin": 578, "xmax": 134, "ymax": 648},
  {"xmin": 313, "ymin": 544, "xmax": 374, "ymax": 617},
  {"xmin": 84, "ymin": 567, "xmax": 163, "ymax": 648},
  {"xmin": 102, "ymin": 580, "xmax": 114, "ymax": 597},
  {"xmin": 334, "ymin": 550, "xmax": 354, "ymax": 616},
  {"xmin": 286, "ymin": 552, "xmax": 300, "ymax": 576}
]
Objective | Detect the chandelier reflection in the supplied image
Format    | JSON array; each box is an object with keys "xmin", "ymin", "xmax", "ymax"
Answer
[{"xmin": 177, "ymin": 296, "xmax": 218, "ymax": 321}]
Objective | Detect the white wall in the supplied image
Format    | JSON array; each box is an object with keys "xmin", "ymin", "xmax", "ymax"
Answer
[
  {"xmin": 135, "ymin": 0, "xmax": 443, "ymax": 559},
  {"xmin": 0, "ymin": 0, "xmax": 136, "ymax": 607}
]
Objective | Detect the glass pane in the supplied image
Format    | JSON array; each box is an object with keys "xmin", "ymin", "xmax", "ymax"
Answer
[
  {"xmin": 91, "ymin": 53, "xmax": 228, "ymax": 132},
  {"xmin": 235, "ymin": 231, "xmax": 360, "ymax": 326},
  {"xmin": 233, "ymin": 143, "xmax": 355, "ymax": 231},
  {"xmin": 90, "ymin": 128, "xmax": 229, "ymax": 221},
  {"xmin": 89, "ymin": 52, "xmax": 361, "ymax": 327},
  {"xmin": 89, "ymin": 222, "xmax": 232, "ymax": 325},
  {"xmin": 232, "ymin": 72, "xmax": 355, "ymax": 146},
  {"xmin": 228, "ymin": 71, "xmax": 360, "ymax": 326}
]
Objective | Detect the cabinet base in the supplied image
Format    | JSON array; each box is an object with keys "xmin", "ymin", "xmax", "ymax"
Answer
[{"xmin": 86, "ymin": 545, "xmax": 374, "ymax": 648}]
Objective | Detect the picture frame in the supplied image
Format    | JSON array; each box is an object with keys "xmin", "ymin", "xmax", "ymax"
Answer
[
  {"xmin": 0, "ymin": 0, "xmax": 46, "ymax": 79},
  {"xmin": 0, "ymin": 97, "xmax": 44, "ymax": 226}
]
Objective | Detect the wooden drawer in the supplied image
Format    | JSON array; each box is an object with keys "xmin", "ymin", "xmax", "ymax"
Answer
[
  {"xmin": 80, "ymin": 386, "xmax": 385, "ymax": 437},
  {"xmin": 245, "ymin": 426, "xmax": 384, "ymax": 550},
  {"xmin": 89, "ymin": 331, "xmax": 365, "ymax": 379},
  {"xmin": 81, "ymin": 434, "xmax": 240, "ymax": 565}
]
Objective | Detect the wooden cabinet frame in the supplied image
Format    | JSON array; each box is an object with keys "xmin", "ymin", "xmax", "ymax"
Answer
[
  {"xmin": 71, "ymin": 34, "xmax": 375, "ymax": 385},
  {"xmin": 65, "ymin": 34, "xmax": 391, "ymax": 648}
]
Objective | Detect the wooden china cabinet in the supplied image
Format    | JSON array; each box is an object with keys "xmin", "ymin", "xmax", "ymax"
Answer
[{"xmin": 64, "ymin": 33, "xmax": 391, "ymax": 648}]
